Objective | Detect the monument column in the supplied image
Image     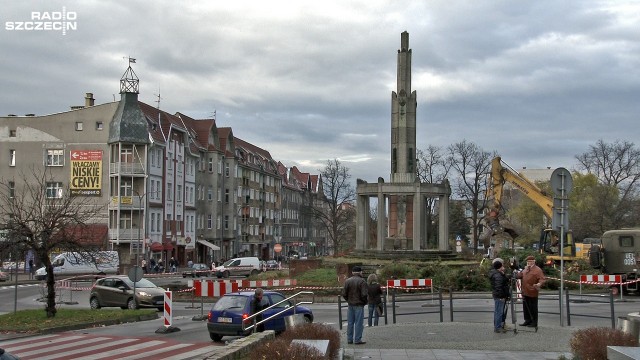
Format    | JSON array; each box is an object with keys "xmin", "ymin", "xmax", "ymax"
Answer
[
  {"xmin": 438, "ymin": 195, "xmax": 449, "ymax": 251},
  {"xmin": 377, "ymin": 184, "xmax": 386, "ymax": 251},
  {"xmin": 412, "ymin": 184, "xmax": 421, "ymax": 250},
  {"xmin": 356, "ymin": 194, "xmax": 368, "ymax": 250}
]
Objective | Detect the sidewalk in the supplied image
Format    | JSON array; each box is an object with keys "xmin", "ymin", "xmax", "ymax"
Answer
[{"xmin": 341, "ymin": 322, "xmax": 576, "ymax": 360}]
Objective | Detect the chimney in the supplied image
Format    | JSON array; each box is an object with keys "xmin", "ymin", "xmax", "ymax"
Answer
[{"xmin": 85, "ymin": 93, "xmax": 95, "ymax": 107}]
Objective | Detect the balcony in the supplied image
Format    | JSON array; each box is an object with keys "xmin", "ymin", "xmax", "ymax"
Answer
[
  {"xmin": 110, "ymin": 162, "xmax": 145, "ymax": 175},
  {"xmin": 108, "ymin": 228, "xmax": 143, "ymax": 241},
  {"xmin": 108, "ymin": 196, "xmax": 145, "ymax": 210}
]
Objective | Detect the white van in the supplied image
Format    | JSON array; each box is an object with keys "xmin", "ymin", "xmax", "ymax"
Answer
[
  {"xmin": 214, "ymin": 257, "xmax": 261, "ymax": 278},
  {"xmin": 35, "ymin": 251, "xmax": 119, "ymax": 280}
]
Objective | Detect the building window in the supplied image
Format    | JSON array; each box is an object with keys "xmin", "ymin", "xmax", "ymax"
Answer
[
  {"xmin": 9, "ymin": 130, "xmax": 16, "ymax": 137},
  {"xmin": 120, "ymin": 148, "xmax": 133, "ymax": 163},
  {"xmin": 8, "ymin": 181, "xmax": 15, "ymax": 198},
  {"xmin": 75, "ymin": 122, "xmax": 83, "ymax": 131},
  {"xmin": 96, "ymin": 121, "xmax": 103, "ymax": 130},
  {"xmin": 120, "ymin": 180, "xmax": 132, "ymax": 196},
  {"xmin": 224, "ymin": 215, "xmax": 229, "ymax": 230},
  {"xmin": 167, "ymin": 183, "xmax": 172, "ymax": 200},
  {"xmin": 9, "ymin": 150, "xmax": 16, "ymax": 166},
  {"xmin": 119, "ymin": 213, "xmax": 132, "ymax": 229},
  {"xmin": 208, "ymin": 186, "xmax": 213, "ymax": 201},
  {"xmin": 45, "ymin": 182, "xmax": 63, "ymax": 198},
  {"xmin": 207, "ymin": 214, "xmax": 212, "ymax": 229},
  {"xmin": 151, "ymin": 213, "xmax": 156, "ymax": 232},
  {"xmin": 46, "ymin": 149, "xmax": 64, "ymax": 166},
  {"xmin": 177, "ymin": 185, "xmax": 182, "ymax": 201},
  {"xmin": 208, "ymin": 157, "xmax": 214, "ymax": 172},
  {"xmin": 225, "ymin": 189, "xmax": 229, "ymax": 204}
]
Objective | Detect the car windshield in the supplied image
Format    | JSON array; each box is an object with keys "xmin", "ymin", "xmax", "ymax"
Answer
[
  {"xmin": 213, "ymin": 295, "xmax": 248, "ymax": 311},
  {"xmin": 122, "ymin": 278, "xmax": 157, "ymax": 288},
  {"xmin": 222, "ymin": 259, "xmax": 235, "ymax": 266}
]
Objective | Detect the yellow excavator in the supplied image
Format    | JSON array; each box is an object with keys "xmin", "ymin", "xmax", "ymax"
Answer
[{"xmin": 485, "ymin": 156, "xmax": 590, "ymax": 263}]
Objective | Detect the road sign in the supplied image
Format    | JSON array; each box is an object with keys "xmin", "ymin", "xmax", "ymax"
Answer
[
  {"xmin": 274, "ymin": 243, "xmax": 282, "ymax": 253},
  {"xmin": 128, "ymin": 266, "xmax": 143, "ymax": 282}
]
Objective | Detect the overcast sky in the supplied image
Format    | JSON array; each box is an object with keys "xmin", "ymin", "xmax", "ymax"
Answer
[{"xmin": 2, "ymin": 1, "xmax": 639, "ymax": 184}]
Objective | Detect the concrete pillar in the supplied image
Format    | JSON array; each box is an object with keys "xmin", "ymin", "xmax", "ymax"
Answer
[
  {"xmin": 377, "ymin": 192, "xmax": 385, "ymax": 251},
  {"xmin": 356, "ymin": 195, "xmax": 368, "ymax": 250},
  {"xmin": 438, "ymin": 195, "xmax": 449, "ymax": 251},
  {"xmin": 412, "ymin": 186, "xmax": 421, "ymax": 250}
]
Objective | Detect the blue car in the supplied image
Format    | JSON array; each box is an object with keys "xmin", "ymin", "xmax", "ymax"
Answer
[{"xmin": 207, "ymin": 290, "xmax": 313, "ymax": 342}]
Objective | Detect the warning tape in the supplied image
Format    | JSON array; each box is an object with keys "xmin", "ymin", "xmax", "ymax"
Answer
[{"xmin": 545, "ymin": 276, "xmax": 640, "ymax": 286}]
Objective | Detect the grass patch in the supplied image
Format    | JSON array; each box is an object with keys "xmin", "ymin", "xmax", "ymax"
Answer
[
  {"xmin": 295, "ymin": 268, "xmax": 339, "ymax": 287},
  {"xmin": 0, "ymin": 308, "xmax": 157, "ymax": 333}
]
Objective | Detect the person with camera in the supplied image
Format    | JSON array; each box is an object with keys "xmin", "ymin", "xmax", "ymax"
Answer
[
  {"xmin": 516, "ymin": 255, "xmax": 545, "ymax": 328},
  {"xmin": 489, "ymin": 260, "xmax": 510, "ymax": 333}
]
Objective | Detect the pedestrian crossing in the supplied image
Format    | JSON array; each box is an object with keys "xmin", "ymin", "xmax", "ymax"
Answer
[
  {"xmin": 1, "ymin": 332, "xmax": 219, "ymax": 360},
  {"xmin": 0, "ymin": 284, "xmax": 38, "ymax": 291}
]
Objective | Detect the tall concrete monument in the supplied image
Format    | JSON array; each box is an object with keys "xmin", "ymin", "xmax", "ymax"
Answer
[{"xmin": 356, "ymin": 31, "xmax": 451, "ymax": 253}]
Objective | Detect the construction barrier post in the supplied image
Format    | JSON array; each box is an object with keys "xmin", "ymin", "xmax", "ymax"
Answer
[{"xmin": 156, "ymin": 289, "xmax": 180, "ymax": 333}]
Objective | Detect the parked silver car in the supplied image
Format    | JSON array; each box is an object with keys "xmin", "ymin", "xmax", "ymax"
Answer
[{"xmin": 89, "ymin": 275, "xmax": 165, "ymax": 310}]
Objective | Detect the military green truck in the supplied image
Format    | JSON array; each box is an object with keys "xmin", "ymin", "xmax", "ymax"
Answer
[{"xmin": 589, "ymin": 229, "xmax": 640, "ymax": 294}]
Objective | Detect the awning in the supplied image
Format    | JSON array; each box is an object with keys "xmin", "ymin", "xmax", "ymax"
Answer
[
  {"xmin": 197, "ymin": 239, "xmax": 220, "ymax": 251},
  {"xmin": 150, "ymin": 242, "xmax": 163, "ymax": 252}
]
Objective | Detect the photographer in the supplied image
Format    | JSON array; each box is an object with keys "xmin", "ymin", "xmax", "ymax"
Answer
[
  {"xmin": 515, "ymin": 255, "xmax": 545, "ymax": 328},
  {"xmin": 489, "ymin": 260, "xmax": 510, "ymax": 333}
]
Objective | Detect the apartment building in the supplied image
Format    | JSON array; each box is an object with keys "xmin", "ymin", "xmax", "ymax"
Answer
[{"xmin": 0, "ymin": 65, "xmax": 326, "ymax": 270}]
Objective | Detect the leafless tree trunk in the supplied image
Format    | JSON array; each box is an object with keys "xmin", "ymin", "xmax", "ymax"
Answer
[
  {"xmin": 417, "ymin": 145, "xmax": 451, "ymax": 249},
  {"xmin": 447, "ymin": 140, "xmax": 495, "ymax": 254},
  {"xmin": 307, "ymin": 159, "xmax": 356, "ymax": 255},
  {"xmin": 0, "ymin": 168, "xmax": 104, "ymax": 317}
]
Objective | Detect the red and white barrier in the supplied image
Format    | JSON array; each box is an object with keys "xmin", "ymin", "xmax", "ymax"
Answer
[
  {"xmin": 164, "ymin": 290, "xmax": 172, "ymax": 327},
  {"xmin": 580, "ymin": 274, "xmax": 622, "ymax": 284},
  {"xmin": 235, "ymin": 279, "xmax": 297, "ymax": 288},
  {"xmin": 191, "ymin": 280, "xmax": 238, "ymax": 297},
  {"xmin": 386, "ymin": 278, "xmax": 432, "ymax": 288}
]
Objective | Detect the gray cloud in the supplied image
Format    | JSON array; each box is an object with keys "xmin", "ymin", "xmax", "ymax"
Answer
[{"xmin": 2, "ymin": 0, "xmax": 639, "ymax": 183}]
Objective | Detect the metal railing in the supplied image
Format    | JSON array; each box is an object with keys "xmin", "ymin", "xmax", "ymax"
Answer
[{"xmin": 242, "ymin": 291, "xmax": 314, "ymax": 332}]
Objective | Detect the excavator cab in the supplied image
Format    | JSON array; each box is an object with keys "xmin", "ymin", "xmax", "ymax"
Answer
[{"xmin": 539, "ymin": 228, "xmax": 576, "ymax": 264}]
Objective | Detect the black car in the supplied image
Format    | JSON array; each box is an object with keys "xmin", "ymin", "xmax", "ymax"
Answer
[{"xmin": 182, "ymin": 263, "xmax": 211, "ymax": 278}]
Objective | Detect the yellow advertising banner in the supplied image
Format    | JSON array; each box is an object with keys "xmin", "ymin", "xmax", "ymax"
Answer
[{"xmin": 70, "ymin": 150, "xmax": 102, "ymax": 196}]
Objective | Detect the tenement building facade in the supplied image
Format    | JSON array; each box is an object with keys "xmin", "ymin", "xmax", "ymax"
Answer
[{"xmin": 0, "ymin": 65, "xmax": 326, "ymax": 271}]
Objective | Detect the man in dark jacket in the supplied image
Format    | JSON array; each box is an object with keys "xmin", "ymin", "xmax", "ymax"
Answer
[
  {"xmin": 342, "ymin": 266, "xmax": 368, "ymax": 345},
  {"xmin": 250, "ymin": 288, "xmax": 268, "ymax": 332},
  {"xmin": 489, "ymin": 260, "xmax": 510, "ymax": 333}
]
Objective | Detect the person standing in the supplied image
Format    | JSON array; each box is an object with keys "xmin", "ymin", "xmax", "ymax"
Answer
[
  {"xmin": 367, "ymin": 273, "xmax": 382, "ymax": 327},
  {"xmin": 342, "ymin": 266, "xmax": 368, "ymax": 345},
  {"xmin": 516, "ymin": 255, "xmax": 545, "ymax": 327},
  {"xmin": 141, "ymin": 259, "xmax": 147, "ymax": 274},
  {"xmin": 489, "ymin": 260, "xmax": 510, "ymax": 333},
  {"xmin": 250, "ymin": 288, "xmax": 268, "ymax": 332}
]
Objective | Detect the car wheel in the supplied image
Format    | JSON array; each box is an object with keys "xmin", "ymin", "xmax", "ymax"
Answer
[
  {"xmin": 89, "ymin": 297, "xmax": 101, "ymax": 310},
  {"xmin": 127, "ymin": 298, "xmax": 137, "ymax": 310},
  {"xmin": 209, "ymin": 333, "xmax": 223, "ymax": 342},
  {"xmin": 157, "ymin": 307, "xmax": 163, "ymax": 312},
  {"xmin": 250, "ymin": 269, "xmax": 259, "ymax": 276},
  {"xmin": 223, "ymin": 271, "xmax": 230, "ymax": 278},
  {"xmin": 304, "ymin": 315, "xmax": 313, "ymax": 323}
]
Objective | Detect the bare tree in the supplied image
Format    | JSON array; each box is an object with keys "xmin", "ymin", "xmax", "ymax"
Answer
[
  {"xmin": 308, "ymin": 159, "xmax": 356, "ymax": 254},
  {"xmin": 575, "ymin": 139, "xmax": 640, "ymax": 228},
  {"xmin": 417, "ymin": 145, "xmax": 450, "ymax": 249},
  {"xmin": 447, "ymin": 140, "xmax": 495, "ymax": 253},
  {"xmin": 0, "ymin": 168, "xmax": 104, "ymax": 317}
]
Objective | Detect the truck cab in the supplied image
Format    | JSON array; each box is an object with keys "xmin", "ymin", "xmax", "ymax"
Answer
[{"xmin": 590, "ymin": 229, "xmax": 640, "ymax": 293}]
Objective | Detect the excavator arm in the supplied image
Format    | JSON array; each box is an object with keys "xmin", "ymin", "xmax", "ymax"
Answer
[
  {"xmin": 487, "ymin": 156, "xmax": 580, "ymax": 262},
  {"xmin": 489, "ymin": 156, "xmax": 553, "ymax": 219}
]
